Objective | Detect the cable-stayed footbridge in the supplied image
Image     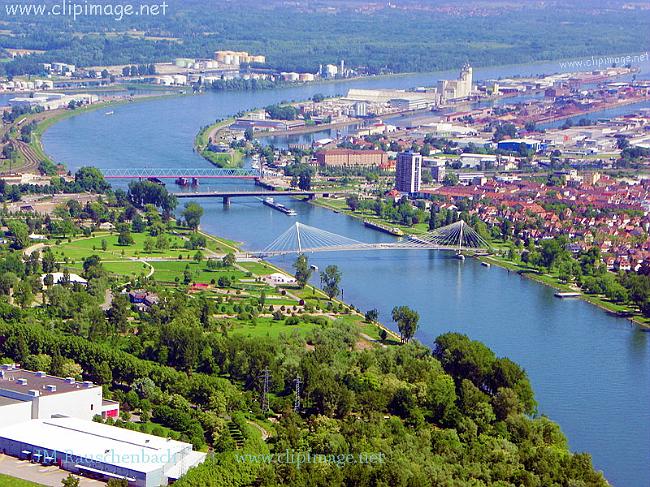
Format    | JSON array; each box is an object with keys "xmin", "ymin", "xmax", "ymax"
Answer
[{"xmin": 249, "ymin": 220, "xmax": 490, "ymax": 257}]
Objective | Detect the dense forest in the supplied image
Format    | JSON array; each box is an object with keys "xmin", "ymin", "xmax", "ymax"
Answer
[{"xmin": 0, "ymin": 0, "xmax": 648, "ymax": 75}]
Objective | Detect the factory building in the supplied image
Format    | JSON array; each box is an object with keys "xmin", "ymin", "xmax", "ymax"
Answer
[{"xmin": 438, "ymin": 64, "xmax": 473, "ymax": 102}]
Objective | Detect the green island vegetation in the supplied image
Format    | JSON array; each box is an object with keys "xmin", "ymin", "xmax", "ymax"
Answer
[
  {"xmin": 195, "ymin": 118, "xmax": 246, "ymax": 168},
  {"xmin": 1, "ymin": 1, "xmax": 649, "ymax": 77},
  {"xmin": 0, "ymin": 166, "xmax": 609, "ymax": 486}
]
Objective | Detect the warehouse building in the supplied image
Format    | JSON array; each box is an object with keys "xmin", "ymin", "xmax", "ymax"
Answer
[
  {"xmin": 0, "ymin": 365, "xmax": 205, "ymax": 485},
  {"xmin": 497, "ymin": 138, "xmax": 541, "ymax": 153},
  {"xmin": 0, "ymin": 417, "xmax": 205, "ymax": 487}
]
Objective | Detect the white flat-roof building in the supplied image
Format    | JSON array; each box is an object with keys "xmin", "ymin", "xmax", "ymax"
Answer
[
  {"xmin": 0, "ymin": 417, "xmax": 206, "ymax": 487},
  {"xmin": 263, "ymin": 272, "xmax": 297, "ymax": 285},
  {"xmin": 0, "ymin": 365, "xmax": 204, "ymax": 486},
  {"xmin": 0, "ymin": 366, "xmax": 114, "ymax": 427},
  {"xmin": 9, "ymin": 93, "xmax": 98, "ymax": 110}
]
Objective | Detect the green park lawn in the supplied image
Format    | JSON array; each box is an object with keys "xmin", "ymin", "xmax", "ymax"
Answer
[
  {"xmin": 149, "ymin": 260, "xmax": 246, "ymax": 284},
  {"xmin": 0, "ymin": 474, "xmax": 43, "ymax": 487},
  {"xmin": 201, "ymin": 232, "xmax": 241, "ymax": 254},
  {"xmin": 238, "ymin": 261, "xmax": 276, "ymax": 275},
  {"xmin": 229, "ymin": 316, "xmax": 323, "ymax": 339},
  {"xmin": 53, "ymin": 232, "xmax": 194, "ymax": 261}
]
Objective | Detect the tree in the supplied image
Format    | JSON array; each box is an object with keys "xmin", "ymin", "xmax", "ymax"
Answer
[
  {"xmin": 182, "ymin": 202, "xmax": 204, "ymax": 231},
  {"xmin": 298, "ymin": 171, "xmax": 312, "ymax": 191},
  {"xmin": 74, "ymin": 167, "xmax": 110, "ymax": 193},
  {"xmin": 107, "ymin": 294, "xmax": 130, "ymax": 334},
  {"xmin": 365, "ymin": 309, "xmax": 379, "ymax": 322},
  {"xmin": 0, "ymin": 272, "xmax": 17, "ymax": 295},
  {"xmin": 117, "ymin": 224, "xmax": 134, "ymax": 246},
  {"xmin": 13, "ymin": 281, "xmax": 34, "ymax": 309},
  {"xmin": 442, "ymin": 173, "xmax": 459, "ymax": 187},
  {"xmin": 321, "ymin": 265, "xmax": 341, "ymax": 299},
  {"xmin": 391, "ymin": 306, "xmax": 419, "ymax": 343},
  {"xmin": 143, "ymin": 237, "xmax": 155, "ymax": 253},
  {"xmin": 131, "ymin": 213, "xmax": 146, "ymax": 233},
  {"xmin": 49, "ymin": 349, "xmax": 65, "ymax": 377},
  {"xmin": 7, "ymin": 220, "xmax": 30, "ymax": 249},
  {"xmin": 42, "ymin": 248, "xmax": 56, "ymax": 273},
  {"xmin": 61, "ymin": 474, "xmax": 80, "ymax": 487},
  {"xmin": 106, "ymin": 479, "xmax": 128, "ymax": 487},
  {"xmin": 193, "ymin": 250, "xmax": 204, "ymax": 263},
  {"xmin": 293, "ymin": 254, "xmax": 312, "ymax": 288},
  {"xmin": 222, "ymin": 253, "xmax": 236, "ymax": 267},
  {"xmin": 155, "ymin": 234, "xmax": 169, "ymax": 251},
  {"xmin": 346, "ymin": 195, "xmax": 360, "ymax": 211},
  {"xmin": 82, "ymin": 255, "xmax": 104, "ymax": 279}
]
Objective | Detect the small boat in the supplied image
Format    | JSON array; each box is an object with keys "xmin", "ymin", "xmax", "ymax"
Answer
[
  {"xmin": 481, "ymin": 262, "xmax": 491, "ymax": 267},
  {"xmin": 554, "ymin": 292, "xmax": 581, "ymax": 298},
  {"xmin": 310, "ymin": 264, "xmax": 319, "ymax": 271},
  {"xmin": 175, "ymin": 177, "xmax": 189, "ymax": 186},
  {"xmin": 105, "ymin": 110, "xmax": 114, "ymax": 115},
  {"xmin": 455, "ymin": 253, "xmax": 466, "ymax": 261}
]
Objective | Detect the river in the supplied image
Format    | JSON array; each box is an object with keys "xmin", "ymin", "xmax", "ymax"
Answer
[{"xmin": 41, "ymin": 61, "xmax": 650, "ymax": 487}]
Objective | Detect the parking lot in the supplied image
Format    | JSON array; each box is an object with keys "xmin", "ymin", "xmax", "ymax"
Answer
[{"xmin": 0, "ymin": 454, "xmax": 105, "ymax": 486}]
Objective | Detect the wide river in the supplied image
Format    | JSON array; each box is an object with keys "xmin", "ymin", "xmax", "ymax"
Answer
[{"xmin": 42, "ymin": 61, "xmax": 649, "ymax": 487}]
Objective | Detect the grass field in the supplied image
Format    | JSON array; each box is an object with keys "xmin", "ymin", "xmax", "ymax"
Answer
[
  {"xmin": 54, "ymin": 232, "xmax": 195, "ymax": 261},
  {"xmin": 201, "ymin": 148, "xmax": 244, "ymax": 168},
  {"xmin": 200, "ymin": 231, "xmax": 240, "ymax": 253},
  {"xmin": 229, "ymin": 316, "xmax": 324, "ymax": 339},
  {"xmin": 149, "ymin": 260, "xmax": 245, "ymax": 284},
  {"xmin": 0, "ymin": 474, "xmax": 43, "ymax": 487},
  {"xmin": 239, "ymin": 261, "xmax": 276, "ymax": 275}
]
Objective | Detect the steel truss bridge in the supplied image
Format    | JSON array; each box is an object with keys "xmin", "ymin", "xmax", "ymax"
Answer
[
  {"xmin": 249, "ymin": 220, "xmax": 490, "ymax": 257},
  {"xmin": 100, "ymin": 168, "xmax": 260, "ymax": 179}
]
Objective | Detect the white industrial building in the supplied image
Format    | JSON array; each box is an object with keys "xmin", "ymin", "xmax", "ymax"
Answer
[
  {"xmin": 438, "ymin": 64, "xmax": 473, "ymax": 102},
  {"xmin": 0, "ymin": 365, "xmax": 205, "ymax": 486},
  {"xmin": 8, "ymin": 92, "xmax": 98, "ymax": 110}
]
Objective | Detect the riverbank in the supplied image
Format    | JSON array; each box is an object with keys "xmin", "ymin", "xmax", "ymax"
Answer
[
  {"xmin": 12, "ymin": 92, "xmax": 184, "ymax": 170},
  {"xmin": 197, "ymin": 228, "xmax": 402, "ymax": 342},
  {"xmin": 311, "ymin": 196, "xmax": 650, "ymax": 329},
  {"xmin": 194, "ymin": 117, "xmax": 245, "ymax": 168}
]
